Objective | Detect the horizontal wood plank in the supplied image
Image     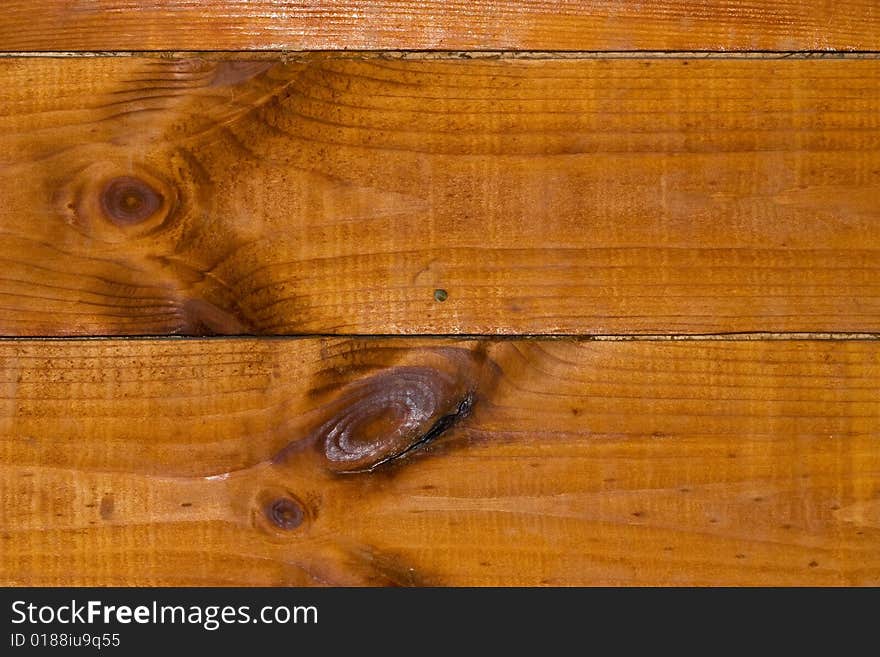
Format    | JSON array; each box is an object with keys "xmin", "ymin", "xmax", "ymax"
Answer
[
  {"xmin": 0, "ymin": 1, "xmax": 879, "ymax": 52},
  {"xmin": 2, "ymin": 56, "xmax": 880, "ymax": 335},
  {"xmin": 1, "ymin": 338, "xmax": 878, "ymax": 585}
]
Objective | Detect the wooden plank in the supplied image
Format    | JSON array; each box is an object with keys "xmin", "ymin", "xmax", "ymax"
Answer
[
  {"xmin": 1, "ymin": 1, "xmax": 879, "ymax": 52},
  {"xmin": 1, "ymin": 338, "xmax": 878, "ymax": 585},
  {"xmin": 2, "ymin": 56, "xmax": 880, "ymax": 336}
]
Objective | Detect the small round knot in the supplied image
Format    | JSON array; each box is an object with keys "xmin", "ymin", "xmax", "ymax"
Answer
[
  {"xmin": 266, "ymin": 497, "xmax": 304, "ymax": 530},
  {"xmin": 100, "ymin": 176, "xmax": 164, "ymax": 225}
]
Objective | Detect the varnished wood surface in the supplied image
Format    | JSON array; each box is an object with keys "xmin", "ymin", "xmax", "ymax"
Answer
[
  {"xmin": 1, "ymin": 338, "xmax": 878, "ymax": 585},
  {"xmin": 1, "ymin": 1, "xmax": 879, "ymax": 52},
  {"xmin": 2, "ymin": 56, "xmax": 880, "ymax": 335}
]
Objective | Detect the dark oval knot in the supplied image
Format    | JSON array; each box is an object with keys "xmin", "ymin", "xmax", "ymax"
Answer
[
  {"xmin": 100, "ymin": 176, "xmax": 164, "ymax": 225},
  {"xmin": 320, "ymin": 367, "xmax": 473, "ymax": 473},
  {"xmin": 266, "ymin": 497, "xmax": 304, "ymax": 530}
]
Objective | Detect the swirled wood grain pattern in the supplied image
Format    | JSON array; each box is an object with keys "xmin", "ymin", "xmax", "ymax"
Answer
[
  {"xmin": 1, "ymin": 1, "xmax": 879, "ymax": 52},
  {"xmin": 1, "ymin": 56, "xmax": 880, "ymax": 335},
  {"xmin": 1, "ymin": 338, "xmax": 878, "ymax": 585}
]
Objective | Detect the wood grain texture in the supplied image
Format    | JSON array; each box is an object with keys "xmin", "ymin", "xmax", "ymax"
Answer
[
  {"xmin": 1, "ymin": 1, "xmax": 879, "ymax": 52},
  {"xmin": 1, "ymin": 338, "xmax": 878, "ymax": 585},
  {"xmin": 2, "ymin": 55, "xmax": 880, "ymax": 336}
]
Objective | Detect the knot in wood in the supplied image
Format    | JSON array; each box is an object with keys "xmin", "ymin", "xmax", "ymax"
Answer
[
  {"xmin": 266, "ymin": 497, "xmax": 304, "ymax": 530},
  {"xmin": 100, "ymin": 176, "xmax": 164, "ymax": 225},
  {"xmin": 320, "ymin": 367, "xmax": 472, "ymax": 473}
]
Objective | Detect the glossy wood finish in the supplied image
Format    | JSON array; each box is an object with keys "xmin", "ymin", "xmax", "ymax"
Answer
[
  {"xmin": 1, "ymin": 1, "xmax": 879, "ymax": 52},
  {"xmin": 3, "ymin": 0, "xmax": 878, "ymax": 587},
  {"xmin": 1, "ymin": 338, "xmax": 878, "ymax": 585},
  {"xmin": 2, "ymin": 56, "xmax": 880, "ymax": 336}
]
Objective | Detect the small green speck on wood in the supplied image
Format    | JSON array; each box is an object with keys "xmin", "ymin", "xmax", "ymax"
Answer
[{"xmin": 433, "ymin": 289, "xmax": 448, "ymax": 302}]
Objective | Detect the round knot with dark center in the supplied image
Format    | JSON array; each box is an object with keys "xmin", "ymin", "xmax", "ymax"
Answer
[
  {"xmin": 100, "ymin": 176, "xmax": 164, "ymax": 225},
  {"xmin": 266, "ymin": 497, "xmax": 304, "ymax": 530}
]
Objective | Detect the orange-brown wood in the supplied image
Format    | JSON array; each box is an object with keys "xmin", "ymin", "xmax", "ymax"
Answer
[
  {"xmin": 0, "ymin": 1, "xmax": 879, "ymax": 52},
  {"xmin": 1, "ymin": 56, "xmax": 880, "ymax": 335},
  {"xmin": 2, "ymin": 338, "xmax": 878, "ymax": 585}
]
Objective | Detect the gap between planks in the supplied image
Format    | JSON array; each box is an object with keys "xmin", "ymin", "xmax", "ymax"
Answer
[
  {"xmin": 0, "ymin": 333, "xmax": 878, "ymax": 342},
  {"xmin": 3, "ymin": 50, "xmax": 880, "ymax": 60}
]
